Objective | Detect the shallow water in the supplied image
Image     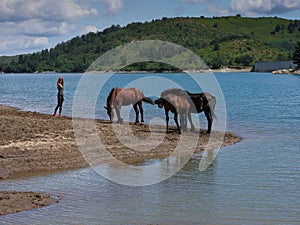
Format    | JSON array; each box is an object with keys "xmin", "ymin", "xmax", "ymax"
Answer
[{"xmin": 0, "ymin": 72, "xmax": 299, "ymax": 224}]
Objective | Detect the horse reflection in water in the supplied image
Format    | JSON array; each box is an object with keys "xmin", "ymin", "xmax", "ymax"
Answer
[
  {"xmin": 155, "ymin": 88, "xmax": 216, "ymax": 134},
  {"xmin": 105, "ymin": 87, "xmax": 154, "ymax": 124}
]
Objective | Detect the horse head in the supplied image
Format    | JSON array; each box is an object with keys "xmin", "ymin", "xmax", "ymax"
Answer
[{"xmin": 154, "ymin": 98, "xmax": 165, "ymax": 108}]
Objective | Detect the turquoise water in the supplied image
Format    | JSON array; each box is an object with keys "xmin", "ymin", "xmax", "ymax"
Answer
[{"xmin": 0, "ymin": 72, "xmax": 299, "ymax": 224}]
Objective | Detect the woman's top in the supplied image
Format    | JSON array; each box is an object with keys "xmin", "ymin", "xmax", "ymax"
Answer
[{"xmin": 57, "ymin": 84, "xmax": 64, "ymax": 96}]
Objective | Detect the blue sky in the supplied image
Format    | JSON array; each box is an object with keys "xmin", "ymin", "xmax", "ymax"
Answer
[{"xmin": 0, "ymin": 0, "xmax": 299, "ymax": 56}]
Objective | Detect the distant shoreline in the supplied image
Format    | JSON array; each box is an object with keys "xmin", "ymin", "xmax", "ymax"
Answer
[
  {"xmin": 2, "ymin": 67, "xmax": 299, "ymax": 77},
  {"xmin": 39, "ymin": 67, "xmax": 253, "ymax": 74},
  {"xmin": 1, "ymin": 66, "xmax": 252, "ymax": 74},
  {"xmin": 5, "ymin": 67, "xmax": 300, "ymax": 74}
]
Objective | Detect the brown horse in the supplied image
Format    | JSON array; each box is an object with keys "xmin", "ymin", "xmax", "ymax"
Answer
[
  {"xmin": 155, "ymin": 88, "xmax": 216, "ymax": 134},
  {"xmin": 105, "ymin": 87, "xmax": 154, "ymax": 124},
  {"xmin": 154, "ymin": 93, "xmax": 190, "ymax": 134}
]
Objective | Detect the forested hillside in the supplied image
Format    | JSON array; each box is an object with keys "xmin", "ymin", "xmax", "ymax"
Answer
[{"xmin": 1, "ymin": 16, "xmax": 300, "ymax": 73}]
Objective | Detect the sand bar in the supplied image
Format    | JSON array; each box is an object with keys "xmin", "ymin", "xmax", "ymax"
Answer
[{"xmin": 0, "ymin": 105, "xmax": 241, "ymax": 215}]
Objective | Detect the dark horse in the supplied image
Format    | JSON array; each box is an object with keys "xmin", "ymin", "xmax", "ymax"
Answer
[
  {"xmin": 105, "ymin": 87, "xmax": 154, "ymax": 124},
  {"xmin": 155, "ymin": 88, "xmax": 216, "ymax": 134}
]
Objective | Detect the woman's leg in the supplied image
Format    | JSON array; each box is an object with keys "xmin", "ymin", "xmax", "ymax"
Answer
[
  {"xmin": 58, "ymin": 96, "xmax": 63, "ymax": 115},
  {"xmin": 54, "ymin": 105, "xmax": 58, "ymax": 113},
  {"xmin": 54, "ymin": 95, "xmax": 63, "ymax": 115}
]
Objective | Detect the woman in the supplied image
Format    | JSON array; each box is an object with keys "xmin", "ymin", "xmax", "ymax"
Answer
[{"xmin": 53, "ymin": 77, "xmax": 64, "ymax": 117}]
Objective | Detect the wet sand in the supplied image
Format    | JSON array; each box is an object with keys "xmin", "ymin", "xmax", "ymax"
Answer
[
  {"xmin": 0, "ymin": 191, "xmax": 59, "ymax": 216},
  {"xmin": 0, "ymin": 105, "xmax": 241, "ymax": 215}
]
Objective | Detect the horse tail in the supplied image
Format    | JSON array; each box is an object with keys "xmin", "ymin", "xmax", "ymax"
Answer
[
  {"xmin": 208, "ymin": 95, "xmax": 217, "ymax": 120},
  {"xmin": 142, "ymin": 97, "xmax": 154, "ymax": 105}
]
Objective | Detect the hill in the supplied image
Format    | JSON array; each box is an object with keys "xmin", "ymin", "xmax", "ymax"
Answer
[{"xmin": 1, "ymin": 16, "xmax": 300, "ymax": 73}]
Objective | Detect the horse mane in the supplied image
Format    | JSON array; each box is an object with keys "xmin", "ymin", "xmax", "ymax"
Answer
[{"xmin": 161, "ymin": 88, "xmax": 188, "ymax": 97}]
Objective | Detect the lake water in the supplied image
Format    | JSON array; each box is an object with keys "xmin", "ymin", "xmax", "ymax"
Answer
[{"xmin": 0, "ymin": 72, "xmax": 299, "ymax": 224}]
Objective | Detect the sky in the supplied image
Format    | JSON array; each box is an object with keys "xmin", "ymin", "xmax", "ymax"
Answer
[{"xmin": 0, "ymin": 0, "xmax": 300, "ymax": 56}]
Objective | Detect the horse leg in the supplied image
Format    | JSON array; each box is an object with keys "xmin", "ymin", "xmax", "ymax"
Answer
[
  {"xmin": 187, "ymin": 113, "xmax": 195, "ymax": 132},
  {"xmin": 138, "ymin": 102, "xmax": 144, "ymax": 124},
  {"xmin": 174, "ymin": 112, "xmax": 181, "ymax": 134},
  {"xmin": 133, "ymin": 103, "xmax": 139, "ymax": 124},
  {"xmin": 110, "ymin": 109, "xmax": 115, "ymax": 123},
  {"xmin": 180, "ymin": 113, "xmax": 185, "ymax": 132},
  {"xmin": 204, "ymin": 110, "xmax": 212, "ymax": 134},
  {"xmin": 179, "ymin": 113, "xmax": 184, "ymax": 133},
  {"xmin": 183, "ymin": 113, "xmax": 189, "ymax": 131},
  {"xmin": 165, "ymin": 108, "xmax": 170, "ymax": 133},
  {"xmin": 115, "ymin": 107, "xmax": 123, "ymax": 124}
]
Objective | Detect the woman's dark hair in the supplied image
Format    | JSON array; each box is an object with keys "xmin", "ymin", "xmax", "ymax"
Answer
[{"xmin": 57, "ymin": 77, "xmax": 64, "ymax": 86}]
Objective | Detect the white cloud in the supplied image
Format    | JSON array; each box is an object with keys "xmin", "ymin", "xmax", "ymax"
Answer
[
  {"xmin": 0, "ymin": 20, "xmax": 74, "ymax": 37},
  {"xmin": 0, "ymin": 0, "xmax": 98, "ymax": 38},
  {"xmin": 101, "ymin": 0, "xmax": 124, "ymax": 14},
  {"xmin": 180, "ymin": 0, "xmax": 230, "ymax": 16},
  {"xmin": 230, "ymin": 0, "xmax": 300, "ymax": 15},
  {"xmin": 82, "ymin": 25, "xmax": 98, "ymax": 34},
  {"xmin": 25, "ymin": 37, "xmax": 49, "ymax": 49},
  {"xmin": 0, "ymin": 0, "xmax": 98, "ymax": 22},
  {"xmin": 0, "ymin": 36, "xmax": 49, "ymax": 55},
  {"xmin": 0, "ymin": 0, "xmax": 99, "ymax": 55},
  {"xmin": 207, "ymin": 4, "xmax": 230, "ymax": 16}
]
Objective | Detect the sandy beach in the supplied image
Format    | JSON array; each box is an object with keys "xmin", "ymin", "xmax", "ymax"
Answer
[{"xmin": 0, "ymin": 105, "xmax": 241, "ymax": 215}]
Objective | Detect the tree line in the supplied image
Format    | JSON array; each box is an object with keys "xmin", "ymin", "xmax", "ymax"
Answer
[{"xmin": 1, "ymin": 16, "xmax": 300, "ymax": 73}]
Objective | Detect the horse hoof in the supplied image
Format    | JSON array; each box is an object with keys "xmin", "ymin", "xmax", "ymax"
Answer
[{"xmin": 140, "ymin": 121, "xmax": 144, "ymax": 125}]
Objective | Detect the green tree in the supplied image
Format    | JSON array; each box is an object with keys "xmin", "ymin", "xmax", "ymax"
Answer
[
  {"xmin": 2, "ymin": 16, "xmax": 300, "ymax": 73},
  {"xmin": 292, "ymin": 42, "xmax": 300, "ymax": 68},
  {"xmin": 234, "ymin": 54, "xmax": 254, "ymax": 67}
]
